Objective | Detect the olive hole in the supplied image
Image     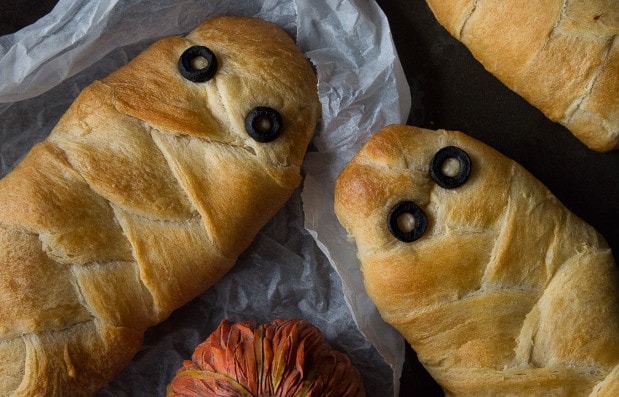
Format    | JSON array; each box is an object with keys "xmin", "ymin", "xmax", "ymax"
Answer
[
  {"xmin": 396, "ymin": 212, "xmax": 417, "ymax": 234},
  {"xmin": 252, "ymin": 115, "xmax": 274, "ymax": 135},
  {"xmin": 190, "ymin": 56, "xmax": 210, "ymax": 70},
  {"xmin": 441, "ymin": 157, "xmax": 461, "ymax": 178}
]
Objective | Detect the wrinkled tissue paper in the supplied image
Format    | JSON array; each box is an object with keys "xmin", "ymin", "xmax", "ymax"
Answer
[{"xmin": 0, "ymin": 0, "xmax": 411, "ymax": 395}]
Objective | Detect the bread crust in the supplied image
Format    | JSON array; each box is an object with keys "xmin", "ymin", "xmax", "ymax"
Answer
[
  {"xmin": 334, "ymin": 125, "xmax": 619, "ymax": 395},
  {"xmin": 0, "ymin": 16, "xmax": 319, "ymax": 396},
  {"xmin": 424, "ymin": 0, "xmax": 619, "ymax": 151}
]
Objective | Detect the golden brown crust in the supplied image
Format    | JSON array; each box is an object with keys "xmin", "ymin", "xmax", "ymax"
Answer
[
  {"xmin": 0, "ymin": 16, "xmax": 320, "ymax": 395},
  {"xmin": 424, "ymin": 0, "xmax": 619, "ymax": 151},
  {"xmin": 334, "ymin": 125, "xmax": 619, "ymax": 395}
]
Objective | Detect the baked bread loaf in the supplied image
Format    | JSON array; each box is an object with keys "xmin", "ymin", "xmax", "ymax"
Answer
[
  {"xmin": 424, "ymin": 0, "xmax": 618, "ymax": 151},
  {"xmin": 0, "ymin": 16, "xmax": 320, "ymax": 396},
  {"xmin": 167, "ymin": 319, "xmax": 366, "ymax": 397},
  {"xmin": 334, "ymin": 125, "xmax": 619, "ymax": 395}
]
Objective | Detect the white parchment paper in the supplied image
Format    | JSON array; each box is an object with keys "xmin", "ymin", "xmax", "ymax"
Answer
[{"xmin": 0, "ymin": 0, "xmax": 411, "ymax": 395}]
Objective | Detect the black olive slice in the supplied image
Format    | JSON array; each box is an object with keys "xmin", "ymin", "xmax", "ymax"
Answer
[
  {"xmin": 178, "ymin": 45, "xmax": 218, "ymax": 82},
  {"xmin": 388, "ymin": 201, "xmax": 428, "ymax": 243},
  {"xmin": 429, "ymin": 146, "xmax": 471, "ymax": 189},
  {"xmin": 245, "ymin": 107, "xmax": 282, "ymax": 142}
]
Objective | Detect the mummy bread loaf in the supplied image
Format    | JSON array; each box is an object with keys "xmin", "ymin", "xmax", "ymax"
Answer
[
  {"xmin": 0, "ymin": 16, "xmax": 320, "ymax": 396},
  {"xmin": 334, "ymin": 125, "xmax": 619, "ymax": 395},
  {"xmin": 424, "ymin": 0, "xmax": 619, "ymax": 151}
]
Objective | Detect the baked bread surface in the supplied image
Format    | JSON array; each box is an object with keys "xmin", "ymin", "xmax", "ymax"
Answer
[
  {"xmin": 424, "ymin": 0, "xmax": 618, "ymax": 151},
  {"xmin": 0, "ymin": 16, "xmax": 320, "ymax": 396},
  {"xmin": 334, "ymin": 125, "xmax": 619, "ymax": 395}
]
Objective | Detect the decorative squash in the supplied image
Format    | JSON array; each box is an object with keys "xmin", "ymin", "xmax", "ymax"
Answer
[{"xmin": 167, "ymin": 319, "xmax": 366, "ymax": 397}]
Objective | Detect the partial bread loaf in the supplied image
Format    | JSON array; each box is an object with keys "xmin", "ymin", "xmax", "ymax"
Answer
[
  {"xmin": 424, "ymin": 0, "xmax": 618, "ymax": 151},
  {"xmin": 0, "ymin": 16, "xmax": 320, "ymax": 396},
  {"xmin": 334, "ymin": 125, "xmax": 619, "ymax": 395}
]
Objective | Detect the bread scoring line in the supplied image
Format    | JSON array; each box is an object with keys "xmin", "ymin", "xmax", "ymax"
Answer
[
  {"xmin": 564, "ymin": 34, "xmax": 617, "ymax": 127},
  {"xmin": 457, "ymin": 0, "xmax": 479, "ymax": 40}
]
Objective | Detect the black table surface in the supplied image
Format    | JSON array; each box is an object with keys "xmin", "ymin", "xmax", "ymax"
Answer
[{"xmin": 1, "ymin": 1, "xmax": 617, "ymax": 396}]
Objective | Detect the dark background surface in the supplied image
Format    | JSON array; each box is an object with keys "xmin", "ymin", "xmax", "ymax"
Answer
[
  {"xmin": 1, "ymin": 1, "xmax": 617, "ymax": 396},
  {"xmin": 0, "ymin": 0, "xmax": 57, "ymax": 36}
]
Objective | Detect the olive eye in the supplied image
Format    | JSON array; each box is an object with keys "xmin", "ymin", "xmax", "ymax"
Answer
[
  {"xmin": 388, "ymin": 201, "xmax": 428, "ymax": 243},
  {"xmin": 178, "ymin": 45, "xmax": 218, "ymax": 82},
  {"xmin": 245, "ymin": 107, "xmax": 282, "ymax": 142},
  {"xmin": 429, "ymin": 146, "xmax": 471, "ymax": 189}
]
